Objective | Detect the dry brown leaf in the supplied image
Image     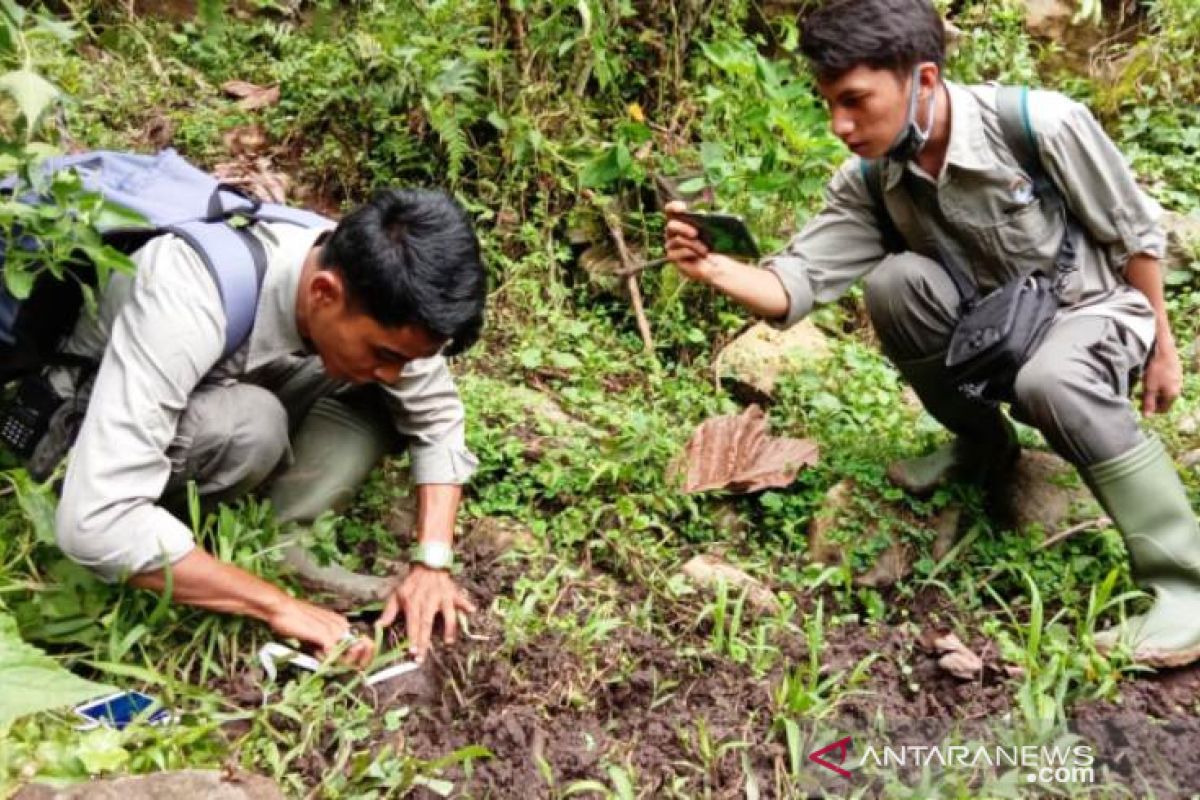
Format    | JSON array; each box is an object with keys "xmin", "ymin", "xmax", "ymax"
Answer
[
  {"xmin": 223, "ymin": 124, "xmax": 269, "ymax": 157},
  {"xmin": 675, "ymin": 405, "xmax": 819, "ymax": 494},
  {"xmin": 213, "ymin": 157, "xmax": 290, "ymax": 204},
  {"xmin": 138, "ymin": 113, "xmax": 175, "ymax": 150},
  {"xmin": 221, "ymin": 80, "xmax": 281, "ymax": 111}
]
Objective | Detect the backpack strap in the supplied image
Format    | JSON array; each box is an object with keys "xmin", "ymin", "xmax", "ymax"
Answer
[
  {"xmin": 171, "ymin": 190, "xmax": 333, "ymax": 360},
  {"xmin": 994, "ymin": 85, "xmax": 1081, "ymax": 292},
  {"xmin": 166, "ymin": 220, "xmax": 268, "ymax": 360},
  {"xmin": 859, "ymin": 158, "xmax": 906, "ymax": 255},
  {"xmin": 995, "ymin": 86, "xmax": 1053, "ymax": 205},
  {"xmin": 860, "ymin": 157, "xmax": 977, "ymax": 305}
]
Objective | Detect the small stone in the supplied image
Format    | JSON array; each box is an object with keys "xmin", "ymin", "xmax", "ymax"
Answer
[
  {"xmin": 710, "ymin": 501, "xmax": 750, "ymax": 539},
  {"xmin": 807, "ymin": 480, "xmax": 913, "ymax": 588},
  {"xmin": 1177, "ymin": 411, "xmax": 1200, "ymax": 437},
  {"xmin": 931, "ymin": 505, "xmax": 963, "ymax": 562},
  {"xmin": 679, "ymin": 554, "xmax": 780, "ymax": 615},
  {"xmin": 1163, "ymin": 211, "xmax": 1200, "ymax": 278},
  {"xmin": 1023, "ymin": 0, "xmax": 1075, "ymax": 39},
  {"xmin": 15, "ymin": 770, "xmax": 283, "ymax": 800}
]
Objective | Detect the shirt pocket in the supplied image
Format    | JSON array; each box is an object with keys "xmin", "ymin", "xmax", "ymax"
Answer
[{"xmin": 987, "ymin": 198, "xmax": 1061, "ymax": 270}]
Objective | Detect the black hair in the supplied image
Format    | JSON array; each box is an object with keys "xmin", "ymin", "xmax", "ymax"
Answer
[
  {"xmin": 799, "ymin": 0, "xmax": 945, "ymax": 83},
  {"xmin": 320, "ymin": 188, "xmax": 486, "ymax": 356}
]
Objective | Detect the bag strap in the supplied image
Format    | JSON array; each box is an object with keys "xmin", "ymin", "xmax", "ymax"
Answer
[
  {"xmin": 994, "ymin": 85, "xmax": 1081, "ymax": 294},
  {"xmin": 170, "ymin": 189, "xmax": 332, "ymax": 360},
  {"xmin": 860, "ymin": 158, "xmax": 906, "ymax": 256},
  {"xmin": 860, "ymin": 158, "xmax": 977, "ymax": 305}
]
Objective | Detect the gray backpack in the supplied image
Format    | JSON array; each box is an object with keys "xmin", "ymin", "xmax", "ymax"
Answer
[{"xmin": 0, "ymin": 149, "xmax": 332, "ymax": 464}]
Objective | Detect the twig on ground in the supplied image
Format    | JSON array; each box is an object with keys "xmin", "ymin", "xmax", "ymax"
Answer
[
  {"xmin": 977, "ymin": 516, "xmax": 1111, "ymax": 589},
  {"xmin": 592, "ymin": 197, "xmax": 656, "ymax": 354},
  {"xmin": 1036, "ymin": 516, "xmax": 1111, "ymax": 551}
]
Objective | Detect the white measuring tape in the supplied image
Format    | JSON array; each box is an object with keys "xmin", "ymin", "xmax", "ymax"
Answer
[{"xmin": 258, "ymin": 643, "xmax": 421, "ymax": 688}]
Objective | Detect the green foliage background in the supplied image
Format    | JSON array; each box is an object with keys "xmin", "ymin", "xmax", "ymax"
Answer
[{"xmin": 0, "ymin": 0, "xmax": 1197, "ymax": 796}]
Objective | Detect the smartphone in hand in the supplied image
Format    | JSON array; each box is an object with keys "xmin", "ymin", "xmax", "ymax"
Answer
[{"xmin": 676, "ymin": 211, "xmax": 761, "ymax": 260}]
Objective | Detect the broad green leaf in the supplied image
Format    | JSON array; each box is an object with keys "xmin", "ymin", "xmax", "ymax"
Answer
[
  {"xmin": 75, "ymin": 728, "xmax": 130, "ymax": 773},
  {"xmin": 0, "ymin": 612, "xmax": 113, "ymax": 725},
  {"xmin": 6, "ymin": 469, "xmax": 57, "ymax": 545},
  {"xmin": 0, "ymin": 68, "xmax": 61, "ymax": 133},
  {"xmin": 0, "ymin": 0, "xmax": 25, "ymax": 27},
  {"xmin": 94, "ymin": 199, "xmax": 149, "ymax": 233},
  {"xmin": 0, "ymin": 17, "xmax": 13, "ymax": 57},
  {"xmin": 33, "ymin": 14, "xmax": 77, "ymax": 45},
  {"xmin": 4, "ymin": 265, "xmax": 35, "ymax": 299},
  {"xmin": 411, "ymin": 776, "xmax": 454, "ymax": 797}
]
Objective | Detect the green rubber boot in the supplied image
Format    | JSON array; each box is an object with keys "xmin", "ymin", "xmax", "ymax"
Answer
[
  {"xmin": 270, "ymin": 396, "xmax": 395, "ymax": 602},
  {"xmin": 886, "ymin": 352, "xmax": 1020, "ymax": 496},
  {"xmin": 1081, "ymin": 435, "xmax": 1200, "ymax": 667}
]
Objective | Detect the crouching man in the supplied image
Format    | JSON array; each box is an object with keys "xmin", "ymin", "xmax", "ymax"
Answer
[
  {"xmin": 54, "ymin": 188, "xmax": 485, "ymax": 665},
  {"xmin": 665, "ymin": 0, "xmax": 1200, "ymax": 666}
]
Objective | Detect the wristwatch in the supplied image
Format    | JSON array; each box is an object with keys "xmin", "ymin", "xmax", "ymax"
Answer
[{"xmin": 411, "ymin": 540, "xmax": 454, "ymax": 571}]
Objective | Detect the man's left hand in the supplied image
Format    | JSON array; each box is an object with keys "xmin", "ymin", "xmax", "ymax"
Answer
[
  {"xmin": 1142, "ymin": 338, "xmax": 1183, "ymax": 415},
  {"xmin": 378, "ymin": 565, "xmax": 476, "ymax": 662}
]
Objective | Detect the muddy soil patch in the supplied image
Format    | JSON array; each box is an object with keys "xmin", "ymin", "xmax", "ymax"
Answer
[
  {"xmin": 207, "ymin": 531, "xmax": 1197, "ymax": 797},
  {"xmin": 1073, "ymin": 663, "xmax": 1200, "ymax": 798}
]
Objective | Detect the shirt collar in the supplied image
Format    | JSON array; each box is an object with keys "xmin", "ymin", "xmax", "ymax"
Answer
[
  {"xmin": 245, "ymin": 224, "xmax": 334, "ymax": 372},
  {"xmin": 884, "ymin": 80, "xmax": 995, "ymax": 189}
]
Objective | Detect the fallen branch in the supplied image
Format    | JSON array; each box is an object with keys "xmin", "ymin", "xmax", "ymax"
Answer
[
  {"xmin": 1036, "ymin": 516, "xmax": 1111, "ymax": 551},
  {"xmin": 591, "ymin": 196, "xmax": 656, "ymax": 354},
  {"xmin": 976, "ymin": 516, "xmax": 1111, "ymax": 590}
]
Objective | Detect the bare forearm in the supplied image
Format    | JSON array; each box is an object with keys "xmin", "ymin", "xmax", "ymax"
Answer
[
  {"xmin": 128, "ymin": 548, "xmax": 286, "ymax": 621},
  {"xmin": 415, "ymin": 483, "xmax": 462, "ymax": 546},
  {"xmin": 703, "ymin": 254, "xmax": 791, "ymax": 321},
  {"xmin": 1126, "ymin": 254, "xmax": 1173, "ymax": 345}
]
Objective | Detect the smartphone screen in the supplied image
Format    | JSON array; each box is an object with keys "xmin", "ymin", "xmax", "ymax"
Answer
[
  {"xmin": 677, "ymin": 212, "xmax": 761, "ymax": 260},
  {"xmin": 74, "ymin": 691, "xmax": 170, "ymax": 730}
]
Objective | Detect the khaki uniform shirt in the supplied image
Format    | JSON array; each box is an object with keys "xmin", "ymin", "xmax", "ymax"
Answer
[
  {"xmin": 764, "ymin": 81, "xmax": 1165, "ymax": 346},
  {"xmin": 55, "ymin": 222, "xmax": 477, "ymax": 581}
]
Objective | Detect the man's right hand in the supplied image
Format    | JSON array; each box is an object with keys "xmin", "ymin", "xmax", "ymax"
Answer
[
  {"xmin": 662, "ymin": 200, "xmax": 792, "ymax": 321},
  {"xmin": 264, "ymin": 595, "xmax": 375, "ymax": 668},
  {"xmin": 664, "ymin": 200, "xmax": 720, "ymax": 283},
  {"xmin": 130, "ymin": 548, "xmax": 374, "ymax": 669}
]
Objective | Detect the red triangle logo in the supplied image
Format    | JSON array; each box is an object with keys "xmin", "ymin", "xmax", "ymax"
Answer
[{"xmin": 809, "ymin": 736, "xmax": 853, "ymax": 779}]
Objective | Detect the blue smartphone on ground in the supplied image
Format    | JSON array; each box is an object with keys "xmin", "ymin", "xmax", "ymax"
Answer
[
  {"xmin": 74, "ymin": 691, "xmax": 172, "ymax": 730},
  {"xmin": 676, "ymin": 211, "xmax": 761, "ymax": 260}
]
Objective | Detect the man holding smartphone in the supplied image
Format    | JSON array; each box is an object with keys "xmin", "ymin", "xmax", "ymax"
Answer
[{"xmin": 664, "ymin": 0, "xmax": 1200, "ymax": 667}]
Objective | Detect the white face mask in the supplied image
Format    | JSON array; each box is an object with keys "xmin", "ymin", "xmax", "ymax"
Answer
[{"xmin": 886, "ymin": 65, "xmax": 937, "ymax": 161}]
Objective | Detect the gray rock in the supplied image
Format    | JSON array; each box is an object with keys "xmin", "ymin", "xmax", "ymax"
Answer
[
  {"xmin": 1023, "ymin": 0, "xmax": 1075, "ymax": 39},
  {"xmin": 1164, "ymin": 211, "xmax": 1200, "ymax": 279},
  {"xmin": 1005, "ymin": 450, "xmax": 1094, "ymax": 533},
  {"xmin": 807, "ymin": 480, "xmax": 913, "ymax": 588},
  {"xmin": 468, "ymin": 516, "xmax": 536, "ymax": 560},
  {"xmin": 16, "ymin": 770, "xmax": 283, "ymax": 800},
  {"xmin": 931, "ymin": 505, "xmax": 963, "ymax": 562}
]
